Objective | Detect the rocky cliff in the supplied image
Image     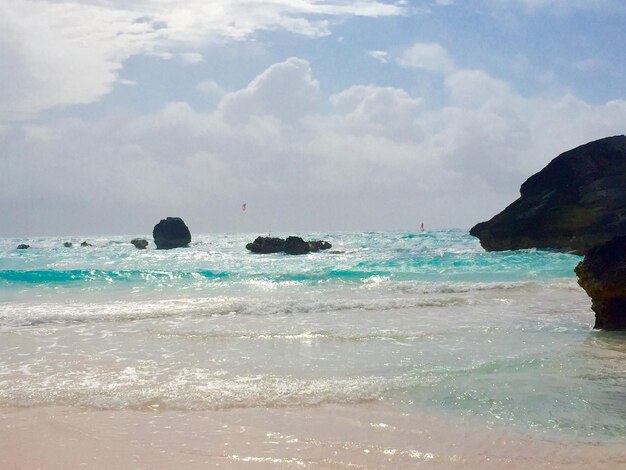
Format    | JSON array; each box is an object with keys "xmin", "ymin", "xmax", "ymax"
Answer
[
  {"xmin": 470, "ymin": 135, "xmax": 626, "ymax": 255},
  {"xmin": 575, "ymin": 236, "xmax": 626, "ymax": 330}
]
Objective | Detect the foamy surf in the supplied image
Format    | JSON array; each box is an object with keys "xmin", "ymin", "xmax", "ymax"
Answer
[{"xmin": 0, "ymin": 231, "xmax": 624, "ymax": 455}]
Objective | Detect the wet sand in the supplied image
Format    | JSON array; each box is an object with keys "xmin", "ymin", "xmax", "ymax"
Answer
[{"xmin": 1, "ymin": 403, "xmax": 624, "ymax": 469}]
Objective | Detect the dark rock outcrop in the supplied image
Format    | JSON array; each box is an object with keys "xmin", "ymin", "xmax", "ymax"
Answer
[
  {"xmin": 63, "ymin": 242, "xmax": 73, "ymax": 248},
  {"xmin": 284, "ymin": 236, "xmax": 309, "ymax": 255},
  {"xmin": 308, "ymin": 240, "xmax": 332, "ymax": 252},
  {"xmin": 246, "ymin": 236, "xmax": 332, "ymax": 255},
  {"xmin": 470, "ymin": 136, "xmax": 626, "ymax": 255},
  {"xmin": 131, "ymin": 238, "xmax": 149, "ymax": 249},
  {"xmin": 80, "ymin": 241, "xmax": 93, "ymax": 247},
  {"xmin": 153, "ymin": 217, "xmax": 191, "ymax": 249},
  {"xmin": 575, "ymin": 236, "xmax": 626, "ymax": 330},
  {"xmin": 246, "ymin": 237, "xmax": 286, "ymax": 254},
  {"xmin": 17, "ymin": 244, "xmax": 30, "ymax": 249}
]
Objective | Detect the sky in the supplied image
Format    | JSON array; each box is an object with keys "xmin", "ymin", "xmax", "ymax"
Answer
[{"xmin": 1, "ymin": 0, "xmax": 625, "ymax": 236}]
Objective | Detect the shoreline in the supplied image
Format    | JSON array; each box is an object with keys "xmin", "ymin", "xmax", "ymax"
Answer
[{"xmin": 2, "ymin": 403, "xmax": 624, "ymax": 469}]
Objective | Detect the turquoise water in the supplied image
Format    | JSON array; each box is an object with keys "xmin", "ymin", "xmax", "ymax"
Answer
[{"xmin": 0, "ymin": 231, "xmax": 624, "ymax": 442}]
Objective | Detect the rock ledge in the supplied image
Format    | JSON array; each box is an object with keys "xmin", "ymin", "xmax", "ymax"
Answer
[{"xmin": 470, "ymin": 135, "xmax": 626, "ymax": 254}]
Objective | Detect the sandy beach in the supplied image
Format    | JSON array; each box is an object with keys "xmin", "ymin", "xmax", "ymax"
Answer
[{"xmin": 2, "ymin": 403, "xmax": 625, "ymax": 469}]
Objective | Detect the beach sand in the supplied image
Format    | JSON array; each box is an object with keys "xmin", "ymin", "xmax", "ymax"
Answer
[{"xmin": 1, "ymin": 403, "xmax": 624, "ymax": 469}]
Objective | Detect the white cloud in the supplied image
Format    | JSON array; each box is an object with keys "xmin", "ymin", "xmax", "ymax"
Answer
[
  {"xmin": 0, "ymin": 1, "xmax": 151, "ymax": 117},
  {"xmin": 180, "ymin": 52, "xmax": 203, "ymax": 64},
  {"xmin": 330, "ymin": 85, "xmax": 423, "ymax": 139},
  {"xmin": 197, "ymin": 80, "xmax": 225, "ymax": 96},
  {"xmin": 396, "ymin": 42, "xmax": 455, "ymax": 74},
  {"xmin": 0, "ymin": 0, "xmax": 407, "ymax": 117},
  {"xmin": 367, "ymin": 50, "xmax": 390, "ymax": 63},
  {"xmin": 219, "ymin": 57, "xmax": 320, "ymax": 123},
  {"xmin": 445, "ymin": 69, "xmax": 512, "ymax": 107},
  {"xmin": 2, "ymin": 53, "xmax": 625, "ymax": 235}
]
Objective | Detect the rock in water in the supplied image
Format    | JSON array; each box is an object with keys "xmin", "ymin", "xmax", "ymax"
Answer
[
  {"xmin": 246, "ymin": 236, "xmax": 332, "ymax": 255},
  {"xmin": 470, "ymin": 135, "xmax": 626, "ymax": 255},
  {"xmin": 153, "ymin": 217, "xmax": 191, "ymax": 249},
  {"xmin": 245, "ymin": 237, "xmax": 286, "ymax": 254},
  {"xmin": 80, "ymin": 241, "xmax": 93, "ymax": 247},
  {"xmin": 63, "ymin": 242, "xmax": 73, "ymax": 248},
  {"xmin": 17, "ymin": 244, "xmax": 30, "ymax": 249},
  {"xmin": 131, "ymin": 238, "xmax": 149, "ymax": 249},
  {"xmin": 284, "ymin": 236, "xmax": 309, "ymax": 255},
  {"xmin": 308, "ymin": 240, "xmax": 332, "ymax": 252},
  {"xmin": 575, "ymin": 236, "xmax": 626, "ymax": 330}
]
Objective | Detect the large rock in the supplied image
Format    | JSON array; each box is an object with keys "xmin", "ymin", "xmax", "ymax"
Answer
[
  {"xmin": 470, "ymin": 136, "xmax": 626, "ymax": 255},
  {"xmin": 153, "ymin": 217, "xmax": 191, "ymax": 249},
  {"xmin": 575, "ymin": 236, "xmax": 626, "ymax": 330},
  {"xmin": 246, "ymin": 236, "xmax": 332, "ymax": 255},
  {"xmin": 245, "ymin": 236, "xmax": 285, "ymax": 254}
]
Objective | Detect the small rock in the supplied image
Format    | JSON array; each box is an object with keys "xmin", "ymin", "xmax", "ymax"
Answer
[
  {"xmin": 17, "ymin": 244, "xmax": 30, "ymax": 249},
  {"xmin": 80, "ymin": 241, "xmax": 93, "ymax": 247},
  {"xmin": 308, "ymin": 240, "xmax": 332, "ymax": 252},
  {"xmin": 63, "ymin": 242, "xmax": 73, "ymax": 248},
  {"xmin": 131, "ymin": 238, "xmax": 149, "ymax": 249}
]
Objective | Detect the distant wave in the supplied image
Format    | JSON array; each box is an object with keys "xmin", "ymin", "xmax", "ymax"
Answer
[{"xmin": 0, "ymin": 269, "xmax": 229, "ymax": 284}]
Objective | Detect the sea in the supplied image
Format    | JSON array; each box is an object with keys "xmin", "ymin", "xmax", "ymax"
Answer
[{"xmin": 0, "ymin": 230, "xmax": 624, "ymax": 464}]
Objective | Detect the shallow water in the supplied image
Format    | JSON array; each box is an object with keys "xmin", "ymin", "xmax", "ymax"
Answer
[{"xmin": 0, "ymin": 231, "xmax": 624, "ymax": 446}]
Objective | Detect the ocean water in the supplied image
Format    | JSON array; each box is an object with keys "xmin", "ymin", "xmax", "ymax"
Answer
[{"xmin": 0, "ymin": 231, "xmax": 624, "ymax": 444}]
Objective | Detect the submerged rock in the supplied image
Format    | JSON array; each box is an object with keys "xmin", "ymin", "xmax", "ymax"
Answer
[
  {"xmin": 246, "ymin": 236, "xmax": 332, "ymax": 255},
  {"xmin": 575, "ymin": 236, "xmax": 626, "ymax": 330},
  {"xmin": 80, "ymin": 241, "xmax": 93, "ymax": 247},
  {"xmin": 63, "ymin": 242, "xmax": 73, "ymax": 248},
  {"xmin": 470, "ymin": 135, "xmax": 626, "ymax": 255},
  {"xmin": 153, "ymin": 217, "xmax": 191, "ymax": 249},
  {"xmin": 17, "ymin": 244, "xmax": 30, "ymax": 249},
  {"xmin": 131, "ymin": 238, "xmax": 149, "ymax": 249}
]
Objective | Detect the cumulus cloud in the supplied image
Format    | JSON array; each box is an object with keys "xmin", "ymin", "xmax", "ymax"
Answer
[
  {"xmin": 0, "ymin": 0, "xmax": 407, "ymax": 117},
  {"xmin": 396, "ymin": 42, "xmax": 455, "ymax": 74},
  {"xmin": 2, "ymin": 52, "xmax": 625, "ymax": 235},
  {"xmin": 219, "ymin": 57, "xmax": 320, "ymax": 123},
  {"xmin": 329, "ymin": 85, "xmax": 423, "ymax": 139}
]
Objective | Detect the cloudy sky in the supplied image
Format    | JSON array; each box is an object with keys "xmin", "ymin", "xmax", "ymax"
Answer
[{"xmin": 1, "ymin": 0, "xmax": 625, "ymax": 236}]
